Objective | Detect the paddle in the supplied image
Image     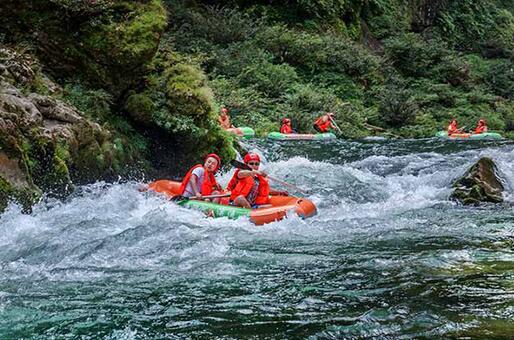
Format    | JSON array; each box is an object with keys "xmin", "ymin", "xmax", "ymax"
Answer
[
  {"xmin": 328, "ymin": 115, "xmax": 343, "ymax": 134},
  {"xmin": 170, "ymin": 193, "xmax": 230, "ymax": 202},
  {"xmin": 230, "ymin": 160, "xmax": 308, "ymax": 194}
]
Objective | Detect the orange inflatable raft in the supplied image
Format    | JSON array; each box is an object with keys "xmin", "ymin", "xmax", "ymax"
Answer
[{"xmin": 147, "ymin": 180, "xmax": 317, "ymax": 225}]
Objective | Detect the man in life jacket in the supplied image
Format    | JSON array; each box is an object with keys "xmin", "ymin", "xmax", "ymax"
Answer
[
  {"xmin": 447, "ymin": 119, "xmax": 463, "ymax": 135},
  {"xmin": 280, "ymin": 118, "xmax": 294, "ymax": 134},
  {"xmin": 474, "ymin": 119, "xmax": 488, "ymax": 134},
  {"xmin": 218, "ymin": 107, "xmax": 234, "ymax": 129},
  {"xmin": 228, "ymin": 153, "xmax": 287, "ymax": 208},
  {"xmin": 179, "ymin": 153, "xmax": 223, "ymax": 203},
  {"xmin": 313, "ymin": 112, "xmax": 336, "ymax": 133}
]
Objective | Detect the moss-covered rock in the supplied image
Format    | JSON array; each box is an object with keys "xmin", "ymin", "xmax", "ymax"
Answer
[
  {"xmin": 0, "ymin": 47, "xmax": 148, "ymax": 211},
  {"xmin": 124, "ymin": 50, "xmax": 236, "ymax": 172},
  {"xmin": 451, "ymin": 157, "xmax": 504, "ymax": 205},
  {"xmin": 0, "ymin": 0, "xmax": 167, "ymax": 95}
]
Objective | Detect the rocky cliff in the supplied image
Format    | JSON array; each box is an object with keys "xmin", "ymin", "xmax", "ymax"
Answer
[{"xmin": 0, "ymin": 0, "xmax": 235, "ymax": 211}]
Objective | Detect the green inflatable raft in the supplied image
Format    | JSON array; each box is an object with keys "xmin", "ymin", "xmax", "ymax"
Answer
[
  {"xmin": 267, "ymin": 132, "xmax": 337, "ymax": 140},
  {"xmin": 178, "ymin": 200, "xmax": 251, "ymax": 219},
  {"xmin": 226, "ymin": 127, "xmax": 255, "ymax": 139},
  {"xmin": 435, "ymin": 131, "xmax": 502, "ymax": 140}
]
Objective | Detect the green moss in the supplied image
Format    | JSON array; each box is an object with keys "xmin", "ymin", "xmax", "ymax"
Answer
[
  {"xmin": 0, "ymin": 176, "xmax": 14, "ymax": 212},
  {"xmin": 122, "ymin": 49, "xmax": 236, "ymax": 163},
  {"xmin": 3, "ymin": 0, "xmax": 167, "ymax": 94},
  {"xmin": 77, "ymin": 0, "xmax": 166, "ymax": 91},
  {"xmin": 125, "ymin": 92, "xmax": 155, "ymax": 125},
  {"xmin": 0, "ymin": 176, "xmax": 41, "ymax": 213}
]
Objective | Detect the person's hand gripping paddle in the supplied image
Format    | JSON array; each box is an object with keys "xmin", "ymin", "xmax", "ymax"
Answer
[{"xmin": 230, "ymin": 160, "xmax": 308, "ymax": 194}]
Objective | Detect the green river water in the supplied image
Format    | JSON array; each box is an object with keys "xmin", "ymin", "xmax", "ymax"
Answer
[{"xmin": 1, "ymin": 138, "xmax": 513, "ymax": 338}]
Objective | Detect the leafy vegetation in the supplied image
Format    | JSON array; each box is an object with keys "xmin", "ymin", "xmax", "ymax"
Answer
[
  {"xmin": 164, "ymin": 0, "xmax": 514, "ymax": 138},
  {"xmin": 1, "ymin": 0, "xmax": 513, "ymax": 211}
]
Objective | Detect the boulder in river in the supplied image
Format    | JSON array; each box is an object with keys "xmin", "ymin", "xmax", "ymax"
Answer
[{"xmin": 451, "ymin": 157, "xmax": 504, "ymax": 205}]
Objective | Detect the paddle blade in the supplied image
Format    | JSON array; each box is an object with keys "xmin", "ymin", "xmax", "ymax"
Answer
[{"xmin": 230, "ymin": 159, "xmax": 251, "ymax": 170}]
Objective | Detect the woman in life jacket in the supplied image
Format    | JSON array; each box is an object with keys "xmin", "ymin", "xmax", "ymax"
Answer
[
  {"xmin": 228, "ymin": 153, "xmax": 287, "ymax": 208},
  {"xmin": 179, "ymin": 153, "xmax": 223, "ymax": 203},
  {"xmin": 280, "ymin": 118, "xmax": 295, "ymax": 134},
  {"xmin": 447, "ymin": 119, "xmax": 462, "ymax": 135},
  {"xmin": 313, "ymin": 112, "xmax": 336, "ymax": 133},
  {"xmin": 474, "ymin": 119, "xmax": 487, "ymax": 134},
  {"xmin": 218, "ymin": 107, "xmax": 234, "ymax": 129}
]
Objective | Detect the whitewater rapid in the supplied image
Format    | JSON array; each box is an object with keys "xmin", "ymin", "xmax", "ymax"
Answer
[{"xmin": 1, "ymin": 139, "xmax": 514, "ymax": 338}]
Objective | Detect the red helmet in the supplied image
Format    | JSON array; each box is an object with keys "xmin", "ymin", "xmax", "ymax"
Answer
[
  {"xmin": 282, "ymin": 118, "xmax": 291, "ymax": 124},
  {"xmin": 205, "ymin": 153, "xmax": 221, "ymax": 171},
  {"xmin": 244, "ymin": 153, "xmax": 260, "ymax": 164}
]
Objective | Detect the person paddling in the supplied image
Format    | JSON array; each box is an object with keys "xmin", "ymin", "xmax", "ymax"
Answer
[
  {"xmin": 280, "ymin": 118, "xmax": 295, "ymax": 134},
  {"xmin": 228, "ymin": 153, "xmax": 287, "ymax": 208},
  {"xmin": 474, "ymin": 119, "xmax": 488, "ymax": 134},
  {"xmin": 447, "ymin": 119, "xmax": 464, "ymax": 136},
  {"xmin": 313, "ymin": 112, "xmax": 337, "ymax": 133},
  {"xmin": 179, "ymin": 153, "xmax": 223, "ymax": 203},
  {"xmin": 218, "ymin": 107, "xmax": 234, "ymax": 129}
]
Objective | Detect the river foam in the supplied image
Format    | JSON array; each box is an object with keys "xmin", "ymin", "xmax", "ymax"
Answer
[{"xmin": 1, "ymin": 138, "xmax": 514, "ymax": 338}]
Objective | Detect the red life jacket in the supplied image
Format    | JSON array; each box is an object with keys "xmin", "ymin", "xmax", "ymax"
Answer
[
  {"xmin": 314, "ymin": 117, "xmax": 331, "ymax": 132},
  {"xmin": 226, "ymin": 169, "xmax": 240, "ymax": 192},
  {"xmin": 230, "ymin": 174, "xmax": 270, "ymax": 205},
  {"xmin": 179, "ymin": 165, "xmax": 218, "ymax": 196},
  {"xmin": 280, "ymin": 124, "xmax": 293, "ymax": 134}
]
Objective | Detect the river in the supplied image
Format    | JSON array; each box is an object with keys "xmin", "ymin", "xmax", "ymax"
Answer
[{"xmin": 1, "ymin": 138, "xmax": 514, "ymax": 338}]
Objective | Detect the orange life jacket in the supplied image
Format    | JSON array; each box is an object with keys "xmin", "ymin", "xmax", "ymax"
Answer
[
  {"xmin": 447, "ymin": 123, "xmax": 459, "ymax": 135},
  {"xmin": 179, "ymin": 164, "xmax": 218, "ymax": 196},
  {"xmin": 475, "ymin": 125, "xmax": 487, "ymax": 134},
  {"xmin": 230, "ymin": 173, "xmax": 270, "ymax": 205},
  {"xmin": 314, "ymin": 117, "xmax": 331, "ymax": 132},
  {"xmin": 280, "ymin": 124, "xmax": 293, "ymax": 134},
  {"xmin": 219, "ymin": 115, "xmax": 231, "ymax": 129}
]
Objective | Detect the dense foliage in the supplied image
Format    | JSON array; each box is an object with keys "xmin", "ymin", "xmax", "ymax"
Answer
[
  {"xmin": 1, "ymin": 0, "xmax": 513, "ymax": 211},
  {"xmin": 165, "ymin": 0, "xmax": 514, "ymax": 137}
]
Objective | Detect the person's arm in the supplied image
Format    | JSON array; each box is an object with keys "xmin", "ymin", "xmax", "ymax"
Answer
[
  {"xmin": 231, "ymin": 175, "xmax": 254, "ymax": 198},
  {"xmin": 237, "ymin": 170, "xmax": 264, "ymax": 179},
  {"xmin": 189, "ymin": 175, "xmax": 201, "ymax": 198}
]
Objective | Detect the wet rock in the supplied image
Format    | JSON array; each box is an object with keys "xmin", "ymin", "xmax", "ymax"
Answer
[
  {"xmin": 451, "ymin": 157, "xmax": 504, "ymax": 205},
  {"xmin": 0, "ymin": 47, "xmax": 142, "ymax": 212}
]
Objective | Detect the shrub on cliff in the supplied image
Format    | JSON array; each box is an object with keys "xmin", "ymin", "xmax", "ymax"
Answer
[
  {"xmin": 236, "ymin": 62, "xmax": 299, "ymax": 98},
  {"xmin": 255, "ymin": 25, "xmax": 382, "ymax": 83},
  {"xmin": 376, "ymin": 81, "xmax": 419, "ymax": 128},
  {"xmin": 124, "ymin": 51, "xmax": 235, "ymax": 163},
  {"xmin": 1, "ymin": 0, "xmax": 167, "ymax": 94},
  {"xmin": 383, "ymin": 33, "xmax": 448, "ymax": 78},
  {"xmin": 435, "ymin": 0, "xmax": 514, "ymax": 57},
  {"xmin": 484, "ymin": 60, "xmax": 514, "ymax": 99}
]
